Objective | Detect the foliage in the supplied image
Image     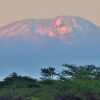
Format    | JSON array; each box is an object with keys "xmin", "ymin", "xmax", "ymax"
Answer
[
  {"xmin": 41, "ymin": 67, "xmax": 56, "ymax": 80},
  {"xmin": 60, "ymin": 64, "xmax": 99, "ymax": 79},
  {"xmin": 0, "ymin": 64, "xmax": 100, "ymax": 100}
]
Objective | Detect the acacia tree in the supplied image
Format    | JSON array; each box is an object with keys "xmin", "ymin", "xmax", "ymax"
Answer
[
  {"xmin": 60, "ymin": 64, "xmax": 97, "ymax": 79},
  {"xmin": 41, "ymin": 67, "xmax": 56, "ymax": 80}
]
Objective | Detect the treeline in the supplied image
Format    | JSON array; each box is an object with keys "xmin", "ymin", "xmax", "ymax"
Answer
[{"xmin": 0, "ymin": 64, "xmax": 100, "ymax": 100}]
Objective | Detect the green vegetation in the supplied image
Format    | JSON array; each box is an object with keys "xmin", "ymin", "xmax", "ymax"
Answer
[{"xmin": 0, "ymin": 64, "xmax": 100, "ymax": 100}]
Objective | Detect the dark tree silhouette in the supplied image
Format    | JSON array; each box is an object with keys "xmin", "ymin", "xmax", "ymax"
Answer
[
  {"xmin": 2, "ymin": 72, "xmax": 38, "ymax": 88},
  {"xmin": 41, "ymin": 67, "xmax": 56, "ymax": 80},
  {"xmin": 61, "ymin": 64, "xmax": 97, "ymax": 79}
]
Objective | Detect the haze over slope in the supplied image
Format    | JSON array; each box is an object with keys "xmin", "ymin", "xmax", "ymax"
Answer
[{"xmin": 0, "ymin": 16, "xmax": 100, "ymax": 79}]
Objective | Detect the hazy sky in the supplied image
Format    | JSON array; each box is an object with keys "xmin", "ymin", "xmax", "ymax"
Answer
[{"xmin": 0, "ymin": 0, "xmax": 100, "ymax": 26}]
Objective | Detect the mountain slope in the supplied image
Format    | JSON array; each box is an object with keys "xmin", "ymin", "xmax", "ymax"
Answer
[{"xmin": 0, "ymin": 16, "xmax": 100, "ymax": 79}]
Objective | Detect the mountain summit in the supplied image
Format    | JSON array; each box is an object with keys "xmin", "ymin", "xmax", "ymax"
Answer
[{"xmin": 0, "ymin": 16, "xmax": 100, "ymax": 46}]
